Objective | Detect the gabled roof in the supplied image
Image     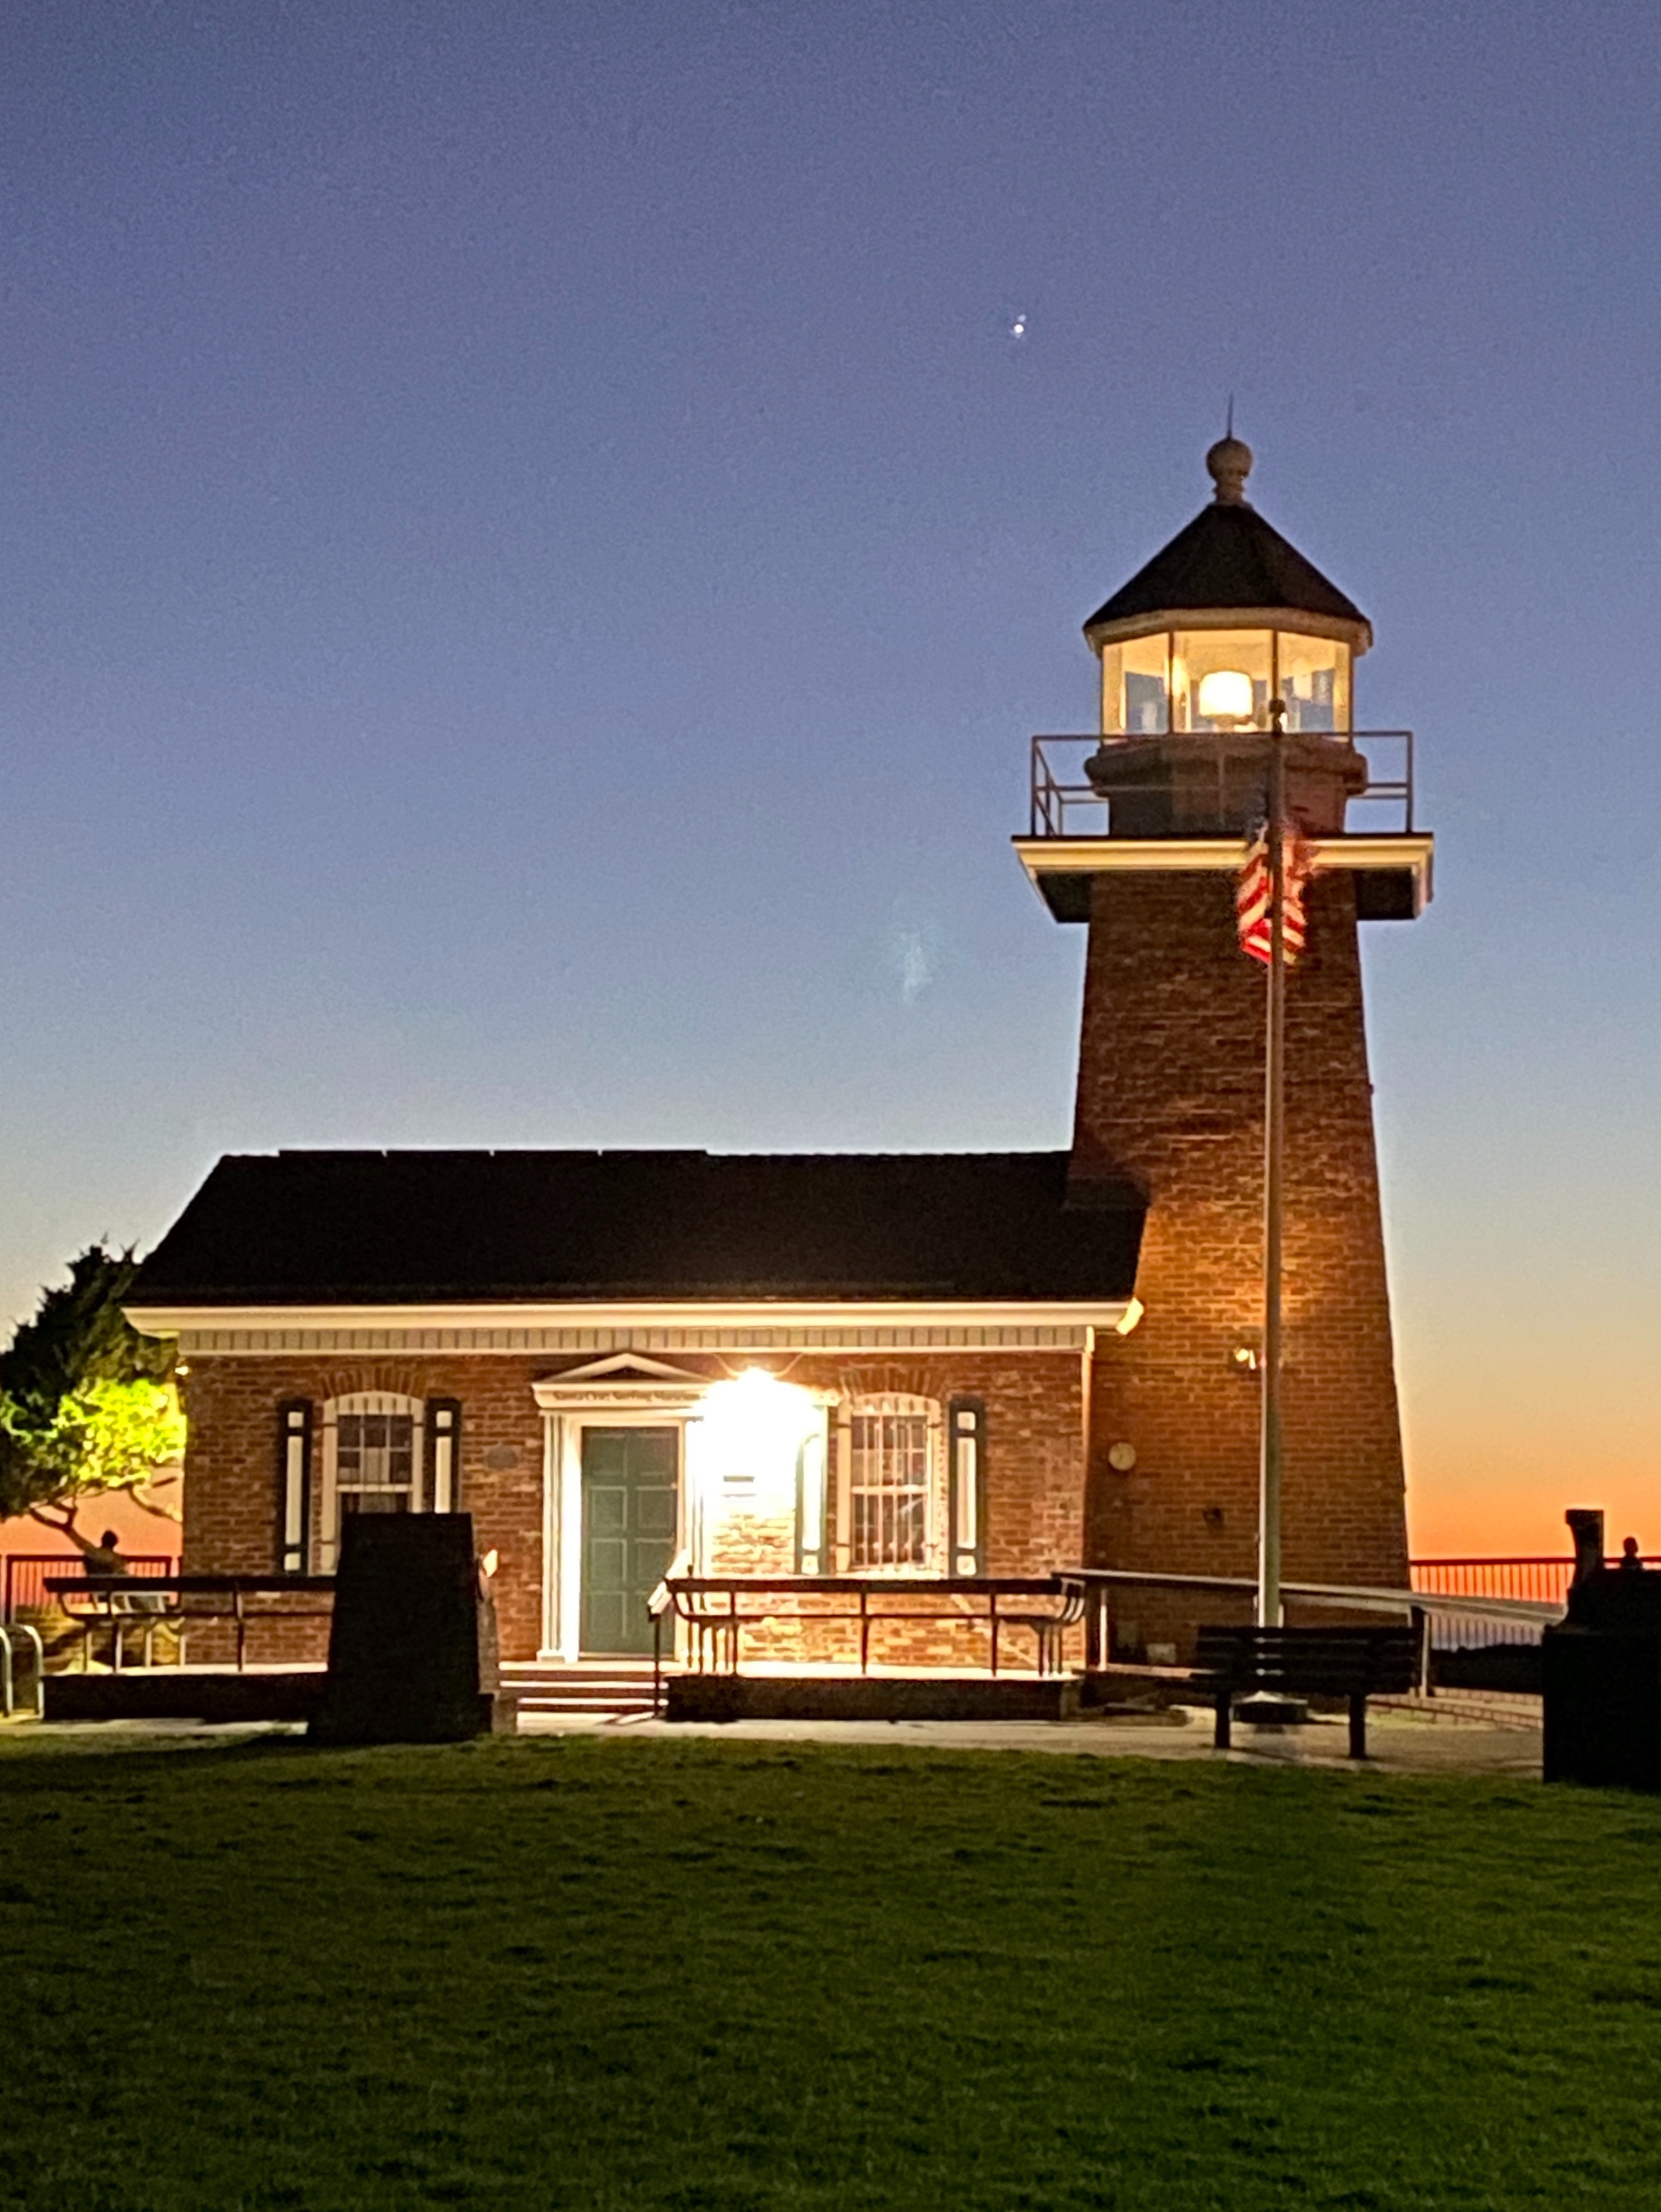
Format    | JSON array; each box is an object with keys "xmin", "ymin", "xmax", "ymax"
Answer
[
  {"xmin": 1083, "ymin": 499, "xmax": 1367, "ymax": 638},
  {"xmin": 130, "ymin": 1149, "xmax": 1144, "ymax": 1307}
]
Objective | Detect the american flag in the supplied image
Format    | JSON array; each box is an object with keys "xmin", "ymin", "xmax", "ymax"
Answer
[{"xmin": 1237, "ymin": 828, "xmax": 1316, "ymax": 966}]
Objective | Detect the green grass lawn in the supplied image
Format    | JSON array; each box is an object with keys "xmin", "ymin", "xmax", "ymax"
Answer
[{"xmin": 0, "ymin": 1732, "xmax": 1655, "ymax": 2211}]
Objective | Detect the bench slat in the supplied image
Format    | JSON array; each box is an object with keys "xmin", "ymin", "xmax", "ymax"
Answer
[{"xmin": 1196, "ymin": 1626, "xmax": 1416, "ymax": 1697}]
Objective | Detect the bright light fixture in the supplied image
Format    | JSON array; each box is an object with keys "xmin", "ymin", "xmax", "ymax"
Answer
[
  {"xmin": 696, "ymin": 1369, "xmax": 820, "ymax": 1514},
  {"xmin": 1197, "ymin": 668, "xmax": 1254, "ymax": 723}
]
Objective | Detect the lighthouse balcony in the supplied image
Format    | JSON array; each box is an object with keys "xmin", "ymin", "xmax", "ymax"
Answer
[{"xmin": 1016, "ymin": 729, "xmax": 1432, "ymax": 924}]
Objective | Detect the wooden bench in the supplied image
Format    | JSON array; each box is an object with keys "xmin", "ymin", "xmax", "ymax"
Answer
[{"xmin": 1196, "ymin": 1624, "xmax": 1419, "ymax": 1758}]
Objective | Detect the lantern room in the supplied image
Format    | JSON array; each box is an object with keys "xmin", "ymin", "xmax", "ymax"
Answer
[
  {"xmin": 1074, "ymin": 434, "xmax": 1375, "ymax": 838},
  {"xmin": 1096, "ymin": 621, "xmax": 1354, "ymax": 737},
  {"xmin": 1084, "ymin": 434, "xmax": 1370, "ymax": 739}
]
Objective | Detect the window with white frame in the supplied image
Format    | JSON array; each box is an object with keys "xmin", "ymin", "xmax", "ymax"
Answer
[
  {"xmin": 321, "ymin": 1392, "xmax": 423, "ymax": 1570},
  {"xmin": 833, "ymin": 1395, "xmax": 943, "ymax": 1571},
  {"xmin": 338, "ymin": 1407, "xmax": 417, "ymax": 1514}
]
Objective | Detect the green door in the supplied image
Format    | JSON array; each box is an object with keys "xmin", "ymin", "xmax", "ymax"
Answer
[{"xmin": 580, "ymin": 1427, "xmax": 680, "ymax": 1656}]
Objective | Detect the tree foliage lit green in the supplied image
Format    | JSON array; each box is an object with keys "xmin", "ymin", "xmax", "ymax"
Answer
[{"xmin": 0, "ymin": 1247, "xmax": 181, "ymax": 1528}]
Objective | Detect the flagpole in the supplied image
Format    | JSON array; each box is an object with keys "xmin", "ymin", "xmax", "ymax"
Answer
[{"xmin": 1257, "ymin": 697, "xmax": 1288, "ymax": 1628}]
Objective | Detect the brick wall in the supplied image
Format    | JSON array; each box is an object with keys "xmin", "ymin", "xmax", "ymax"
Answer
[
  {"xmin": 181, "ymin": 1355, "xmax": 548, "ymax": 1663},
  {"xmin": 783, "ymin": 1355, "xmax": 1083, "ymax": 1579},
  {"xmin": 180, "ymin": 1347, "xmax": 1084, "ymax": 1665},
  {"xmin": 1073, "ymin": 867, "xmax": 1410, "ymax": 1644}
]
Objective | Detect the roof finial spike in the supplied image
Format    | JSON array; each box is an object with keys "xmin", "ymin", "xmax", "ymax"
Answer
[{"xmin": 1206, "ymin": 414, "xmax": 1253, "ymax": 505}]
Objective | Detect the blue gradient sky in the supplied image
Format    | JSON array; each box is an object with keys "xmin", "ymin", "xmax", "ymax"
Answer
[{"xmin": 2, "ymin": 1, "xmax": 1655, "ymax": 1550}]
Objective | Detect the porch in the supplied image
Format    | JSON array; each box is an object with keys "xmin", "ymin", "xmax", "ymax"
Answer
[
  {"xmin": 25, "ymin": 1564, "xmax": 1097, "ymax": 1726},
  {"xmin": 19, "ymin": 1557, "xmax": 1569, "ymax": 1729},
  {"xmin": 652, "ymin": 1567, "xmax": 1089, "ymax": 1722}
]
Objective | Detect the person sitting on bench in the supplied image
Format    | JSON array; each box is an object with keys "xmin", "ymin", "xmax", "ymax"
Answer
[
  {"xmin": 79, "ymin": 1528, "xmax": 128, "ymax": 1581},
  {"xmin": 72, "ymin": 1529, "xmax": 164, "ymax": 1614}
]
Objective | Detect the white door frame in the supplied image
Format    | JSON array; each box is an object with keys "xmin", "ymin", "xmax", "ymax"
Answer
[{"xmin": 532, "ymin": 1361, "xmax": 711, "ymax": 1663}]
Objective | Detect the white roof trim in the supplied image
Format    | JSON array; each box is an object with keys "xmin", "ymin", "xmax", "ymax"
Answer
[
  {"xmin": 1082, "ymin": 606, "xmax": 1372, "ymax": 654},
  {"xmin": 128, "ymin": 1297, "xmax": 1130, "ymax": 1357}
]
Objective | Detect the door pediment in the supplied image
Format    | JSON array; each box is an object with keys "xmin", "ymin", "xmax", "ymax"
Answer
[{"xmin": 532, "ymin": 1351, "xmax": 711, "ymax": 1413}]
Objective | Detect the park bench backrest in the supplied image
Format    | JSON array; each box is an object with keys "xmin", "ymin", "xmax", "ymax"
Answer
[{"xmin": 1196, "ymin": 1625, "xmax": 1417, "ymax": 1698}]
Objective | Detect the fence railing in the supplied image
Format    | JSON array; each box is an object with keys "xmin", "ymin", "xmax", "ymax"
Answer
[
  {"xmin": 1067, "ymin": 1566, "xmax": 1564, "ymax": 1678},
  {"xmin": 2, "ymin": 1554, "xmax": 175, "ymax": 1621},
  {"xmin": 654, "ymin": 1573, "xmax": 1086, "ymax": 1704},
  {"xmin": 44, "ymin": 1572, "xmax": 336, "ymax": 1673},
  {"xmin": 1409, "ymin": 1555, "xmax": 1659, "ymax": 1608}
]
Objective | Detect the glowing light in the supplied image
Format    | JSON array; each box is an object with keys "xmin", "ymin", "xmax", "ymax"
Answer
[
  {"xmin": 696, "ymin": 1369, "xmax": 821, "ymax": 1514},
  {"xmin": 1197, "ymin": 668, "xmax": 1254, "ymax": 723},
  {"xmin": 1010, "ymin": 312, "xmax": 1027, "ymax": 338}
]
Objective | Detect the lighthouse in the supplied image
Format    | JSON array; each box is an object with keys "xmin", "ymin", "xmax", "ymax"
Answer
[{"xmin": 1016, "ymin": 437, "xmax": 1434, "ymax": 1645}]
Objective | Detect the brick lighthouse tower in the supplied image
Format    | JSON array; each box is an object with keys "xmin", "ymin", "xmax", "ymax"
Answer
[{"xmin": 1016, "ymin": 435, "xmax": 1434, "ymax": 1637}]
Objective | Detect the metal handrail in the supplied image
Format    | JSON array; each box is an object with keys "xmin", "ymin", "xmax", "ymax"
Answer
[
  {"xmin": 648, "ymin": 1549, "xmax": 693, "ymax": 1715},
  {"xmin": 0, "ymin": 1624, "xmax": 45, "ymax": 1719},
  {"xmin": 1028, "ymin": 729, "xmax": 1416, "ymax": 839},
  {"xmin": 660, "ymin": 1571, "xmax": 1087, "ymax": 1681},
  {"xmin": 4, "ymin": 1552, "xmax": 174, "ymax": 1621},
  {"xmin": 1067, "ymin": 1565, "xmax": 1562, "ymax": 1692},
  {"xmin": 1410, "ymin": 1555, "xmax": 1659, "ymax": 1604},
  {"xmin": 45, "ymin": 1574, "xmax": 337, "ymax": 1592},
  {"xmin": 1067, "ymin": 1565, "xmax": 1559, "ymax": 1628},
  {"xmin": 46, "ymin": 1573, "xmax": 335, "ymax": 1674},
  {"xmin": 648, "ymin": 1549, "xmax": 693, "ymax": 1621}
]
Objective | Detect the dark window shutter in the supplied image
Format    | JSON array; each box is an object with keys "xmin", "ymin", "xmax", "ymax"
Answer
[
  {"xmin": 426, "ymin": 1399, "xmax": 463, "ymax": 1514},
  {"xmin": 947, "ymin": 1398, "xmax": 986, "ymax": 1577},
  {"xmin": 277, "ymin": 1400, "xmax": 314, "ymax": 1573}
]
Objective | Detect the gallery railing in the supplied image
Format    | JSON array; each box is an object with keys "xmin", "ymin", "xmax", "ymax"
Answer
[{"xmin": 1028, "ymin": 729, "xmax": 1416, "ymax": 839}]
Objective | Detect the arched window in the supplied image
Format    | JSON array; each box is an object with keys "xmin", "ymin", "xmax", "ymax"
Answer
[
  {"xmin": 832, "ymin": 1395, "xmax": 943, "ymax": 1571},
  {"xmin": 319, "ymin": 1392, "xmax": 424, "ymax": 1570}
]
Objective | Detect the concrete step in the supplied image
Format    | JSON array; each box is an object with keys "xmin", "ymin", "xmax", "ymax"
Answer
[
  {"xmin": 502, "ymin": 1664, "xmax": 661, "ymax": 1719},
  {"xmin": 516, "ymin": 1698, "xmax": 657, "ymax": 1719}
]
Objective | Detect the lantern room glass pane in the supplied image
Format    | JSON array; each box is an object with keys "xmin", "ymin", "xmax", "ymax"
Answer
[
  {"xmin": 1099, "ymin": 644, "xmax": 1121, "ymax": 734},
  {"xmin": 1108, "ymin": 633, "xmax": 1169, "ymax": 733},
  {"xmin": 1276, "ymin": 634, "xmax": 1352, "ymax": 732},
  {"xmin": 1173, "ymin": 631, "xmax": 1273, "ymax": 732}
]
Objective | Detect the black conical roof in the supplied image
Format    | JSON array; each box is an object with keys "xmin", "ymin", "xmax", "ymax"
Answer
[{"xmin": 1084, "ymin": 498, "xmax": 1367, "ymax": 638}]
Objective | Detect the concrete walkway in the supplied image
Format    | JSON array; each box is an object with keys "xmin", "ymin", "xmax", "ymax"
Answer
[
  {"xmin": 520, "ymin": 1704, "xmax": 1545, "ymax": 1777},
  {"xmin": 4, "ymin": 1705, "xmax": 1545, "ymax": 1777}
]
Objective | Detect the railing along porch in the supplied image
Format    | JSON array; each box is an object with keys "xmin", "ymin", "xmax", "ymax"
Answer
[{"xmin": 649, "ymin": 1571, "xmax": 1087, "ymax": 1711}]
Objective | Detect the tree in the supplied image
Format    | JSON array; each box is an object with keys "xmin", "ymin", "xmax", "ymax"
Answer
[{"xmin": 0, "ymin": 1247, "xmax": 183, "ymax": 1533}]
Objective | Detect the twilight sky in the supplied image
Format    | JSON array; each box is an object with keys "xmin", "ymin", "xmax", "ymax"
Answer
[{"xmin": 1, "ymin": 0, "xmax": 1655, "ymax": 1552}]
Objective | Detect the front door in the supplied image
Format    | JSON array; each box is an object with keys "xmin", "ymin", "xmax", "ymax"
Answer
[{"xmin": 579, "ymin": 1426, "xmax": 679, "ymax": 1656}]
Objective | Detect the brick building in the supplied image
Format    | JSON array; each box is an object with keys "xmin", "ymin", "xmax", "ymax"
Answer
[{"xmin": 127, "ymin": 437, "xmax": 1432, "ymax": 1667}]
